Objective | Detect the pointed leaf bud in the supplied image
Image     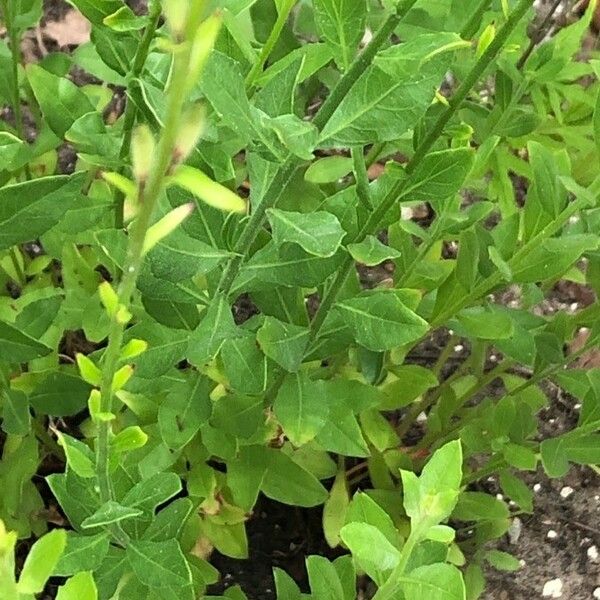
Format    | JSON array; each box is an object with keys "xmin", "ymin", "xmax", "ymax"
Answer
[
  {"xmin": 131, "ymin": 125, "xmax": 155, "ymax": 184},
  {"xmin": 142, "ymin": 203, "xmax": 195, "ymax": 255},
  {"xmin": 170, "ymin": 165, "xmax": 247, "ymax": 214},
  {"xmin": 173, "ymin": 103, "xmax": 205, "ymax": 164}
]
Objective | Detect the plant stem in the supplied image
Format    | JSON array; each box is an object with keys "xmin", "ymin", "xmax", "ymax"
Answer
[
  {"xmin": 246, "ymin": 0, "xmax": 295, "ymax": 89},
  {"xmin": 94, "ymin": 12, "xmax": 202, "ymax": 543},
  {"xmin": 351, "ymin": 146, "xmax": 372, "ymax": 210},
  {"xmin": 460, "ymin": 0, "xmax": 492, "ymax": 39},
  {"xmin": 115, "ymin": 3, "xmax": 162, "ymax": 228},
  {"xmin": 516, "ymin": 0, "xmax": 562, "ymax": 69}
]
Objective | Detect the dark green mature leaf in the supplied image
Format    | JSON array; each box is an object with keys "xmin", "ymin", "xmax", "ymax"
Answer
[
  {"xmin": 274, "ymin": 373, "xmax": 329, "ymax": 446},
  {"xmin": 27, "ymin": 65, "xmax": 94, "ymax": 137},
  {"xmin": 142, "ymin": 498, "xmax": 194, "ymax": 542},
  {"xmin": 262, "ymin": 449, "xmax": 328, "ymax": 507},
  {"xmin": 313, "ymin": 0, "xmax": 366, "ymax": 70},
  {"xmin": 335, "ymin": 291, "xmax": 429, "ymax": 352},
  {"xmin": 512, "ymin": 235, "xmax": 598, "ymax": 283},
  {"xmin": 158, "ymin": 373, "xmax": 212, "ymax": 449},
  {"xmin": 267, "ymin": 209, "xmax": 345, "ymax": 258},
  {"xmin": 81, "ymin": 501, "xmax": 142, "ymax": 529},
  {"xmin": 319, "ymin": 34, "xmax": 461, "ymax": 146},
  {"xmin": 0, "ymin": 174, "xmax": 85, "ymax": 251},
  {"xmin": 121, "ymin": 473, "xmax": 182, "ymax": 514},
  {"xmin": 221, "ymin": 335, "xmax": 269, "ymax": 394},
  {"xmin": 1, "ymin": 389, "xmax": 31, "ymax": 435},
  {"xmin": 401, "ymin": 148, "xmax": 475, "ymax": 204},
  {"xmin": 236, "ymin": 242, "xmax": 344, "ymax": 291},
  {"xmin": 29, "ymin": 372, "xmax": 92, "ymax": 417},
  {"xmin": 127, "ymin": 539, "xmax": 193, "ymax": 589},
  {"xmin": 188, "ymin": 296, "xmax": 241, "ymax": 366},
  {"xmin": 65, "ymin": 0, "xmax": 123, "ymax": 24},
  {"xmin": 541, "ymin": 433, "xmax": 600, "ymax": 478},
  {"xmin": 257, "ymin": 317, "xmax": 310, "ymax": 372}
]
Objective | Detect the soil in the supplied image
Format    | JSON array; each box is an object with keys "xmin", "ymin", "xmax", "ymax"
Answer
[{"xmin": 10, "ymin": 1, "xmax": 600, "ymax": 599}]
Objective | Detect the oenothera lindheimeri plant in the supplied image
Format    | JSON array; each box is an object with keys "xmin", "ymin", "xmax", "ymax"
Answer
[{"xmin": 0, "ymin": 0, "xmax": 599, "ymax": 598}]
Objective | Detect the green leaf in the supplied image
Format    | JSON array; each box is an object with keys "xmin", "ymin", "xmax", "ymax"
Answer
[
  {"xmin": 486, "ymin": 550, "xmax": 521, "ymax": 572},
  {"xmin": 65, "ymin": 0, "xmax": 123, "ymax": 24},
  {"xmin": 274, "ymin": 373, "xmax": 329, "ymax": 446},
  {"xmin": 29, "ymin": 372, "xmax": 92, "ymax": 417},
  {"xmin": 335, "ymin": 291, "xmax": 429, "ymax": 352},
  {"xmin": 262, "ymin": 449, "xmax": 328, "ymax": 507},
  {"xmin": 452, "ymin": 492, "xmax": 509, "ymax": 522},
  {"xmin": 323, "ymin": 468, "xmax": 350, "ymax": 548},
  {"xmin": 17, "ymin": 529, "xmax": 67, "ymax": 594},
  {"xmin": 305, "ymin": 156, "xmax": 354, "ymax": 184},
  {"xmin": 81, "ymin": 501, "xmax": 143, "ymax": 529},
  {"xmin": 127, "ymin": 539, "xmax": 192, "ymax": 589},
  {"xmin": 221, "ymin": 335, "xmax": 268, "ymax": 395},
  {"xmin": 187, "ymin": 295, "xmax": 241, "ymax": 366},
  {"xmin": 267, "ymin": 209, "xmax": 345, "ymax": 258},
  {"xmin": 2, "ymin": 389, "xmax": 31, "ymax": 435},
  {"xmin": 57, "ymin": 433, "xmax": 95, "ymax": 479},
  {"xmin": 54, "ymin": 532, "xmax": 110, "ymax": 577},
  {"xmin": 306, "ymin": 555, "xmax": 346, "ymax": 600},
  {"xmin": 121, "ymin": 473, "xmax": 182, "ymax": 514},
  {"xmin": 381, "ymin": 365, "xmax": 438, "ymax": 410},
  {"xmin": 340, "ymin": 522, "xmax": 400, "ymax": 575},
  {"xmin": 512, "ymin": 235, "xmax": 598, "ymax": 283},
  {"xmin": 142, "ymin": 498, "xmax": 194, "ymax": 542},
  {"xmin": 56, "ymin": 571, "xmax": 98, "ymax": 600},
  {"xmin": 319, "ymin": 34, "xmax": 461, "ymax": 146},
  {"xmin": 27, "ymin": 65, "xmax": 95, "ymax": 137},
  {"xmin": 348, "ymin": 236, "xmax": 401, "ymax": 266},
  {"xmin": 158, "ymin": 374, "xmax": 212, "ymax": 449},
  {"xmin": 257, "ymin": 316, "xmax": 310, "ymax": 372},
  {"xmin": 0, "ymin": 174, "xmax": 85, "ymax": 251},
  {"xmin": 211, "ymin": 393, "xmax": 264, "ymax": 439},
  {"xmin": 396, "ymin": 563, "xmax": 466, "ymax": 600},
  {"xmin": 541, "ymin": 434, "xmax": 600, "ymax": 478},
  {"xmin": 313, "ymin": 0, "xmax": 366, "ymax": 70},
  {"xmin": 401, "ymin": 148, "xmax": 475, "ymax": 204},
  {"xmin": 274, "ymin": 567, "xmax": 302, "ymax": 600},
  {"xmin": 455, "ymin": 306, "xmax": 514, "ymax": 340},
  {"xmin": 0, "ymin": 321, "xmax": 52, "ymax": 363}
]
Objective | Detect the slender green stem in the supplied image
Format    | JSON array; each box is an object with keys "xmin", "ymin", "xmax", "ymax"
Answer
[
  {"xmin": 246, "ymin": 0, "xmax": 295, "ymax": 88},
  {"xmin": 95, "ymin": 6, "xmax": 205, "ymax": 545},
  {"xmin": 352, "ymin": 146, "xmax": 372, "ymax": 210},
  {"xmin": 460, "ymin": 0, "xmax": 492, "ymax": 39},
  {"xmin": 115, "ymin": 4, "xmax": 162, "ymax": 228}
]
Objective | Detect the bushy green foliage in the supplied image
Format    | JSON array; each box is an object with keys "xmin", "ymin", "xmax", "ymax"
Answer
[{"xmin": 0, "ymin": 0, "xmax": 599, "ymax": 598}]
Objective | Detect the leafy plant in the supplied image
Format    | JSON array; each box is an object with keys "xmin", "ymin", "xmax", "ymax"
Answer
[{"xmin": 0, "ymin": 0, "xmax": 599, "ymax": 598}]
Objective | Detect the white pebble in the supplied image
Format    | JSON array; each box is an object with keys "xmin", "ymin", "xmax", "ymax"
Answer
[
  {"xmin": 416, "ymin": 412, "xmax": 427, "ymax": 423},
  {"xmin": 542, "ymin": 579, "xmax": 563, "ymax": 598},
  {"xmin": 496, "ymin": 493, "xmax": 504, "ymax": 501},
  {"xmin": 574, "ymin": 403, "xmax": 582, "ymax": 410},
  {"xmin": 547, "ymin": 530, "xmax": 558, "ymax": 540},
  {"xmin": 534, "ymin": 483, "xmax": 542, "ymax": 493},
  {"xmin": 454, "ymin": 344, "xmax": 464, "ymax": 353},
  {"xmin": 588, "ymin": 545, "xmax": 599, "ymax": 563},
  {"xmin": 560, "ymin": 486, "xmax": 574, "ymax": 499},
  {"xmin": 593, "ymin": 588, "xmax": 600, "ymax": 599}
]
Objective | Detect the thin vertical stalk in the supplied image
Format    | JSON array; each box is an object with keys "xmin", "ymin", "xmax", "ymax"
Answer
[
  {"xmin": 115, "ymin": 3, "xmax": 163, "ymax": 228},
  {"xmin": 351, "ymin": 146, "xmax": 373, "ymax": 210},
  {"xmin": 94, "ymin": 6, "xmax": 205, "ymax": 539},
  {"xmin": 246, "ymin": 0, "xmax": 295, "ymax": 88}
]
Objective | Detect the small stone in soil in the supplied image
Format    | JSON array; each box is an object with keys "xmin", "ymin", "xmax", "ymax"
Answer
[
  {"xmin": 534, "ymin": 483, "xmax": 542, "ymax": 493},
  {"xmin": 588, "ymin": 545, "xmax": 599, "ymax": 563},
  {"xmin": 594, "ymin": 588, "xmax": 600, "ymax": 599},
  {"xmin": 542, "ymin": 578, "xmax": 563, "ymax": 598},
  {"xmin": 547, "ymin": 530, "xmax": 558, "ymax": 540},
  {"xmin": 560, "ymin": 486, "xmax": 574, "ymax": 499}
]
